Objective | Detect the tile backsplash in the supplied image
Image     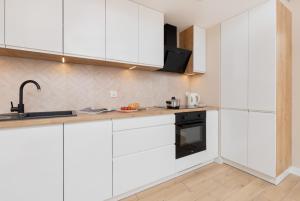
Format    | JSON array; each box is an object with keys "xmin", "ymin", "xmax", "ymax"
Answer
[{"xmin": 0, "ymin": 56, "xmax": 191, "ymax": 113}]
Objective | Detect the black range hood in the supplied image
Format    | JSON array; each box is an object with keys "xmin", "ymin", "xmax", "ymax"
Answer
[{"xmin": 160, "ymin": 24, "xmax": 192, "ymax": 74}]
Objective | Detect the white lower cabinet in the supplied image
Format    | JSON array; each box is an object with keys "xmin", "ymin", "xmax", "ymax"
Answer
[
  {"xmin": 113, "ymin": 145, "xmax": 175, "ymax": 196},
  {"xmin": 221, "ymin": 110, "xmax": 277, "ymax": 178},
  {"xmin": 113, "ymin": 115, "xmax": 175, "ymax": 196},
  {"xmin": 114, "ymin": 125, "xmax": 175, "ymax": 157},
  {"xmin": 207, "ymin": 110, "xmax": 219, "ymax": 160},
  {"xmin": 64, "ymin": 121, "xmax": 112, "ymax": 201},
  {"xmin": 248, "ymin": 112, "xmax": 276, "ymax": 177},
  {"xmin": 0, "ymin": 125, "xmax": 63, "ymax": 201},
  {"xmin": 221, "ymin": 109, "xmax": 248, "ymax": 166}
]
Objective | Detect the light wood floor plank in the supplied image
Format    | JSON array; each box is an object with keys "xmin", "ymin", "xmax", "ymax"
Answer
[{"xmin": 119, "ymin": 163, "xmax": 300, "ymax": 201}]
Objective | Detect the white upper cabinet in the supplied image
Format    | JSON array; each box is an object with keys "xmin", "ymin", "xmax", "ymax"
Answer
[
  {"xmin": 249, "ymin": 0, "xmax": 276, "ymax": 112},
  {"xmin": 0, "ymin": 125, "xmax": 63, "ymax": 201},
  {"xmin": 139, "ymin": 5, "xmax": 164, "ymax": 68},
  {"xmin": 193, "ymin": 26, "xmax": 206, "ymax": 73},
  {"xmin": 5, "ymin": 0, "xmax": 63, "ymax": 54},
  {"xmin": 106, "ymin": 0, "xmax": 139, "ymax": 64},
  {"xmin": 0, "ymin": 0, "xmax": 4, "ymax": 47},
  {"xmin": 221, "ymin": 12, "xmax": 249, "ymax": 110},
  {"xmin": 180, "ymin": 26, "xmax": 206, "ymax": 74},
  {"xmin": 64, "ymin": 121, "xmax": 112, "ymax": 201},
  {"xmin": 248, "ymin": 112, "xmax": 276, "ymax": 177},
  {"xmin": 221, "ymin": 109, "xmax": 248, "ymax": 166},
  {"xmin": 64, "ymin": 0, "xmax": 105, "ymax": 59}
]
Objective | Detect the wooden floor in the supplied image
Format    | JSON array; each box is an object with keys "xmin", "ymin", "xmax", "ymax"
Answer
[{"xmin": 121, "ymin": 163, "xmax": 300, "ymax": 201}]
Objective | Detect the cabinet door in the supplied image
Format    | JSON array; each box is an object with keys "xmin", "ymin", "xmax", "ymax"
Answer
[
  {"xmin": 64, "ymin": 0, "xmax": 105, "ymax": 59},
  {"xmin": 193, "ymin": 26, "xmax": 206, "ymax": 73},
  {"xmin": 0, "ymin": 0, "xmax": 4, "ymax": 47},
  {"xmin": 64, "ymin": 121, "xmax": 112, "ymax": 201},
  {"xmin": 248, "ymin": 112, "xmax": 276, "ymax": 177},
  {"xmin": 221, "ymin": 12, "xmax": 249, "ymax": 110},
  {"xmin": 0, "ymin": 125, "xmax": 63, "ymax": 201},
  {"xmin": 139, "ymin": 5, "xmax": 164, "ymax": 68},
  {"xmin": 106, "ymin": 0, "xmax": 139, "ymax": 64},
  {"xmin": 221, "ymin": 109, "xmax": 248, "ymax": 166},
  {"xmin": 5, "ymin": 0, "xmax": 62, "ymax": 53},
  {"xmin": 113, "ymin": 145, "xmax": 175, "ymax": 196},
  {"xmin": 207, "ymin": 110, "xmax": 219, "ymax": 160},
  {"xmin": 249, "ymin": 0, "xmax": 276, "ymax": 112},
  {"xmin": 114, "ymin": 125, "xmax": 175, "ymax": 157}
]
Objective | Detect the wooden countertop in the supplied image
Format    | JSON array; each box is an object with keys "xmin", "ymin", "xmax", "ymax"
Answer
[{"xmin": 0, "ymin": 107, "xmax": 219, "ymax": 129}]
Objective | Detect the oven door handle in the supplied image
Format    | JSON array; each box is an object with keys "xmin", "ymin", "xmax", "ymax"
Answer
[{"xmin": 176, "ymin": 122, "xmax": 206, "ymax": 129}]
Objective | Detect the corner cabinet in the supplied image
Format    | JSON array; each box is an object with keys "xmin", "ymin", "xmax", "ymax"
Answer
[
  {"xmin": 139, "ymin": 5, "xmax": 164, "ymax": 68},
  {"xmin": 0, "ymin": 125, "xmax": 63, "ymax": 201},
  {"xmin": 64, "ymin": 121, "xmax": 113, "ymax": 201},
  {"xmin": 221, "ymin": 0, "xmax": 292, "ymax": 180},
  {"xmin": 106, "ymin": 0, "xmax": 139, "ymax": 64},
  {"xmin": 5, "ymin": 0, "xmax": 63, "ymax": 54},
  {"xmin": 0, "ymin": 0, "xmax": 4, "ymax": 47},
  {"xmin": 64, "ymin": 0, "xmax": 106, "ymax": 59}
]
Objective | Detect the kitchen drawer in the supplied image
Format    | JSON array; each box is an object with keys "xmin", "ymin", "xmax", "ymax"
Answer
[
  {"xmin": 113, "ymin": 125, "xmax": 175, "ymax": 157},
  {"xmin": 113, "ymin": 145, "xmax": 175, "ymax": 196},
  {"xmin": 112, "ymin": 115, "xmax": 175, "ymax": 131}
]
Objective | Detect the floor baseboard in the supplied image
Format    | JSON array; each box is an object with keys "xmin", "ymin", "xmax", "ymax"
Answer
[{"xmin": 290, "ymin": 166, "xmax": 300, "ymax": 176}]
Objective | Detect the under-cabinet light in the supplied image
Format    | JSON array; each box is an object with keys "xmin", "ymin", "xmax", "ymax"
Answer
[{"xmin": 129, "ymin": 66, "xmax": 137, "ymax": 70}]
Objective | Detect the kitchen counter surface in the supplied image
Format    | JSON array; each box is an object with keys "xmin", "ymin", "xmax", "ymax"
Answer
[{"xmin": 0, "ymin": 107, "xmax": 219, "ymax": 129}]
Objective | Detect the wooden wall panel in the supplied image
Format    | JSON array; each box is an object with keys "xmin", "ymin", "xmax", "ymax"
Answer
[
  {"xmin": 179, "ymin": 26, "xmax": 194, "ymax": 74},
  {"xmin": 276, "ymin": 0, "xmax": 292, "ymax": 176}
]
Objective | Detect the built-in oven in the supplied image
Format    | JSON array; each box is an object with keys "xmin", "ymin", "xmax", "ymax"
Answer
[{"xmin": 175, "ymin": 111, "xmax": 206, "ymax": 159}]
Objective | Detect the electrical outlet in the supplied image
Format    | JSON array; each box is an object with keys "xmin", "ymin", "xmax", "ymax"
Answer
[{"xmin": 110, "ymin": 90, "xmax": 118, "ymax": 98}]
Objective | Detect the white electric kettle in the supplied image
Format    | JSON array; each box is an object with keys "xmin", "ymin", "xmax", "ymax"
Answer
[{"xmin": 186, "ymin": 92, "xmax": 201, "ymax": 107}]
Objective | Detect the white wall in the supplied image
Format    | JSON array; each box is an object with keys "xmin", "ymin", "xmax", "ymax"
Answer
[{"xmin": 288, "ymin": 0, "xmax": 300, "ymax": 168}]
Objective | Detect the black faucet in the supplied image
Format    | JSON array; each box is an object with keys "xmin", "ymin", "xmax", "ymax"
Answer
[{"xmin": 11, "ymin": 80, "xmax": 41, "ymax": 114}]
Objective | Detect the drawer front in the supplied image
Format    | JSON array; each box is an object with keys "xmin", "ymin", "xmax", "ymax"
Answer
[
  {"xmin": 113, "ymin": 125, "xmax": 175, "ymax": 157},
  {"xmin": 113, "ymin": 145, "xmax": 175, "ymax": 196},
  {"xmin": 113, "ymin": 115, "xmax": 175, "ymax": 131}
]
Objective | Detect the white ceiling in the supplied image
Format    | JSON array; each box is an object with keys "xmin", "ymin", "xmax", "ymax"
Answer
[{"xmin": 133, "ymin": 0, "xmax": 278, "ymax": 29}]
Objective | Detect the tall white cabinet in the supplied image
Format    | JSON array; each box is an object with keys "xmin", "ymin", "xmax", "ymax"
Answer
[
  {"xmin": 139, "ymin": 5, "xmax": 164, "ymax": 67},
  {"xmin": 0, "ymin": 0, "xmax": 4, "ymax": 47},
  {"xmin": 64, "ymin": 121, "xmax": 112, "ymax": 201},
  {"xmin": 106, "ymin": 0, "xmax": 139, "ymax": 64},
  {"xmin": 64, "ymin": 0, "xmax": 106, "ymax": 59},
  {"xmin": 221, "ymin": 12, "xmax": 249, "ymax": 110},
  {"xmin": 0, "ymin": 125, "xmax": 63, "ymax": 201},
  {"xmin": 5, "ymin": 0, "xmax": 63, "ymax": 54},
  {"xmin": 249, "ymin": 0, "xmax": 276, "ymax": 112},
  {"xmin": 221, "ymin": 0, "xmax": 292, "ymax": 180}
]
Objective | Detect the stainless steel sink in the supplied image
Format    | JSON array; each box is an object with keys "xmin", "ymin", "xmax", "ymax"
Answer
[{"xmin": 0, "ymin": 111, "xmax": 76, "ymax": 121}]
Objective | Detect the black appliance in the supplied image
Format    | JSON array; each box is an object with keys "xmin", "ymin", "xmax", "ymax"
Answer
[
  {"xmin": 175, "ymin": 111, "xmax": 206, "ymax": 159},
  {"xmin": 160, "ymin": 24, "xmax": 192, "ymax": 74}
]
